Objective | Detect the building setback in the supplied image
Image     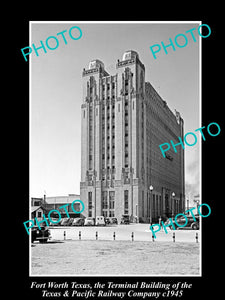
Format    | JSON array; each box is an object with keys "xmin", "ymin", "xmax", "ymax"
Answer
[{"xmin": 80, "ymin": 50, "xmax": 185, "ymax": 223}]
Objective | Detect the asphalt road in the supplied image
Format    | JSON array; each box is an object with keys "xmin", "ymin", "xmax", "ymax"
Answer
[
  {"xmin": 31, "ymin": 239, "xmax": 200, "ymax": 276},
  {"xmin": 31, "ymin": 224, "xmax": 200, "ymax": 276}
]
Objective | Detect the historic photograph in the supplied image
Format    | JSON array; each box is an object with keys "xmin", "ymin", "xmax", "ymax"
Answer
[{"xmin": 29, "ymin": 21, "xmax": 201, "ymax": 276}]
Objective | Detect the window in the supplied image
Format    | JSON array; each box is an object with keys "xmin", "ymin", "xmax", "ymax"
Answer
[
  {"xmin": 156, "ymin": 195, "xmax": 158, "ymax": 216},
  {"xmin": 38, "ymin": 211, "xmax": 42, "ymax": 218},
  {"xmin": 124, "ymin": 190, "xmax": 129, "ymax": 214},
  {"xmin": 102, "ymin": 191, "xmax": 108, "ymax": 209},
  {"xmin": 109, "ymin": 191, "xmax": 115, "ymax": 209},
  {"xmin": 142, "ymin": 191, "xmax": 144, "ymax": 217},
  {"xmin": 88, "ymin": 192, "xmax": 92, "ymax": 217},
  {"xmin": 153, "ymin": 194, "xmax": 155, "ymax": 217},
  {"xmin": 109, "ymin": 211, "xmax": 114, "ymax": 217},
  {"xmin": 125, "ymin": 80, "xmax": 128, "ymax": 95},
  {"xmin": 118, "ymin": 103, "xmax": 120, "ymax": 112}
]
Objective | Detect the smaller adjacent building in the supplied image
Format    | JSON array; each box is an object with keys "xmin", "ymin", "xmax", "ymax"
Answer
[
  {"xmin": 31, "ymin": 194, "xmax": 82, "ymax": 219},
  {"xmin": 45, "ymin": 194, "xmax": 82, "ymax": 218},
  {"xmin": 31, "ymin": 206, "xmax": 46, "ymax": 222}
]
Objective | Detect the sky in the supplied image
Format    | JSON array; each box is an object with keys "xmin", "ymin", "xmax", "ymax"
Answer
[{"xmin": 30, "ymin": 21, "xmax": 201, "ymax": 201}]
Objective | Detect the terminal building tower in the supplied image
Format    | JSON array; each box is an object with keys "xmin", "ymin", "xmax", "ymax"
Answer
[{"xmin": 80, "ymin": 50, "xmax": 185, "ymax": 223}]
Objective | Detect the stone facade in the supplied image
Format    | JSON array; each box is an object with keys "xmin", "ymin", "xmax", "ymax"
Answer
[{"xmin": 80, "ymin": 50, "xmax": 185, "ymax": 223}]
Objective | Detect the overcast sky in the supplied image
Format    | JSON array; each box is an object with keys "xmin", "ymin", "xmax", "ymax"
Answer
[{"xmin": 30, "ymin": 21, "xmax": 201, "ymax": 200}]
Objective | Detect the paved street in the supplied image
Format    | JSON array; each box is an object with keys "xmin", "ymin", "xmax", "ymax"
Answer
[
  {"xmin": 31, "ymin": 240, "xmax": 200, "ymax": 276},
  {"xmin": 31, "ymin": 224, "xmax": 200, "ymax": 276}
]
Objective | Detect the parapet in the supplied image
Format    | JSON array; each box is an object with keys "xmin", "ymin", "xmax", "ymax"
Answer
[
  {"xmin": 122, "ymin": 50, "xmax": 139, "ymax": 61},
  {"xmin": 83, "ymin": 59, "xmax": 109, "ymax": 77},
  {"xmin": 88, "ymin": 59, "xmax": 105, "ymax": 70},
  {"xmin": 117, "ymin": 50, "xmax": 144, "ymax": 70}
]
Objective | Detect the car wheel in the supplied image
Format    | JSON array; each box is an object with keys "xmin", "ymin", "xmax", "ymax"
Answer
[{"xmin": 191, "ymin": 223, "xmax": 198, "ymax": 230}]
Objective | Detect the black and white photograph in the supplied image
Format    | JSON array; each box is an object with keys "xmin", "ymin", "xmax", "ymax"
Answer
[
  {"xmin": 14, "ymin": 16, "xmax": 223, "ymax": 300},
  {"xmin": 29, "ymin": 21, "xmax": 201, "ymax": 276}
]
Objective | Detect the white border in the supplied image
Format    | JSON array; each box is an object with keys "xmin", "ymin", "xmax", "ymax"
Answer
[{"xmin": 29, "ymin": 20, "xmax": 202, "ymax": 277}]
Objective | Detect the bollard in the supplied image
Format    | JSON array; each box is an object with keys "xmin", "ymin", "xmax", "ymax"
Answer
[
  {"xmin": 173, "ymin": 232, "xmax": 175, "ymax": 242},
  {"xmin": 152, "ymin": 234, "xmax": 155, "ymax": 242},
  {"xmin": 64, "ymin": 230, "xmax": 66, "ymax": 240},
  {"xmin": 79, "ymin": 231, "xmax": 81, "ymax": 240},
  {"xmin": 196, "ymin": 232, "xmax": 198, "ymax": 243},
  {"xmin": 131, "ymin": 232, "xmax": 134, "ymax": 241},
  {"xmin": 113, "ymin": 232, "xmax": 116, "ymax": 240},
  {"xmin": 96, "ymin": 231, "xmax": 98, "ymax": 240}
]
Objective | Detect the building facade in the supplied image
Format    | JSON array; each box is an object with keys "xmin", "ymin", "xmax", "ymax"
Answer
[
  {"xmin": 44, "ymin": 194, "xmax": 81, "ymax": 218},
  {"xmin": 80, "ymin": 50, "xmax": 185, "ymax": 223},
  {"xmin": 31, "ymin": 194, "xmax": 81, "ymax": 218}
]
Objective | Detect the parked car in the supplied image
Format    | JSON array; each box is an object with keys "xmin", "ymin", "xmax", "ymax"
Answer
[
  {"xmin": 105, "ymin": 217, "xmax": 111, "ymax": 225},
  {"xmin": 105, "ymin": 217, "xmax": 118, "ymax": 225},
  {"xmin": 84, "ymin": 217, "xmax": 95, "ymax": 226},
  {"xmin": 72, "ymin": 218, "xmax": 85, "ymax": 226},
  {"xmin": 108, "ymin": 217, "xmax": 118, "ymax": 224},
  {"xmin": 96, "ymin": 216, "xmax": 106, "ymax": 226},
  {"xmin": 165, "ymin": 215, "xmax": 200, "ymax": 230},
  {"xmin": 48, "ymin": 218, "xmax": 62, "ymax": 226},
  {"xmin": 31, "ymin": 226, "xmax": 51, "ymax": 243},
  {"xmin": 120, "ymin": 214, "xmax": 130, "ymax": 224},
  {"xmin": 61, "ymin": 218, "xmax": 74, "ymax": 226}
]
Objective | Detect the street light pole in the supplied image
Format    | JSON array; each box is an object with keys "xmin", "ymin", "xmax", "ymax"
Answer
[
  {"xmin": 149, "ymin": 185, "xmax": 153, "ymax": 225},
  {"xmin": 172, "ymin": 192, "xmax": 175, "ymax": 216}
]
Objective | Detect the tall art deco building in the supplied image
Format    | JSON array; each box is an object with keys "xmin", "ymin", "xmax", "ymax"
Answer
[{"xmin": 80, "ymin": 50, "xmax": 185, "ymax": 223}]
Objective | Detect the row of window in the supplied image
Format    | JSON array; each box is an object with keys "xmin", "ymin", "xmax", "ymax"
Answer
[
  {"xmin": 83, "ymin": 100, "xmax": 135, "ymax": 119},
  {"xmin": 102, "ymin": 82, "xmax": 115, "ymax": 91},
  {"xmin": 87, "ymin": 190, "xmax": 129, "ymax": 217},
  {"xmin": 124, "ymin": 99, "xmax": 129, "ymax": 168},
  {"xmin": 102, "ymin": 100, "xmax": 115, "ymax": 174}
]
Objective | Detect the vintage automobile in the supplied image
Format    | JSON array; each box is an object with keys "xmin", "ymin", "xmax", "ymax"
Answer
[
  {"xmin": 105, "ymin": 217, "xmax": 118, "ymax": 225},
  {"xmin": 120, "ymin": 214, "xmax": 130, "ymax": 224},
  {"xmin": 61, "ymin": 218, "xmax": 74, "ymax": 226},
  {"xmin": 96, "ymin": 216, "xmax": 106, "ymax": 226},
  {"xmin": 31, "ymin": 226, "xmax": 51, "ymax": 243},
  {"xmin": 164, "ymin": 215, "xmax": 200, "ymax": 230},
  {"xmin": 110, "ymin": 217, "xmax": 118, "ymax": 224},
  {"xmin": 72, "ymin": 218, "xmax": 85, "ymax": 226},
  {"xmin": 105, "ymin": 217, "xmax": 111, "ymax": 225},
  {"xmin": 84, "ymin": 217, "xmax": 95, "ymax": 226},
  {"xmin": 48, "ymin": 217, "xmax": 62, "ymax": 226}
]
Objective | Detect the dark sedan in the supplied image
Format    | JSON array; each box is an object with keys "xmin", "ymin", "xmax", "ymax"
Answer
[
  {"xmin": 164, "ymin": 215, "xmax": 200, "ymax": 230},
  {"xmin": 31, "ymin": 226, "xmax": 51, "ymax": 243}
]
